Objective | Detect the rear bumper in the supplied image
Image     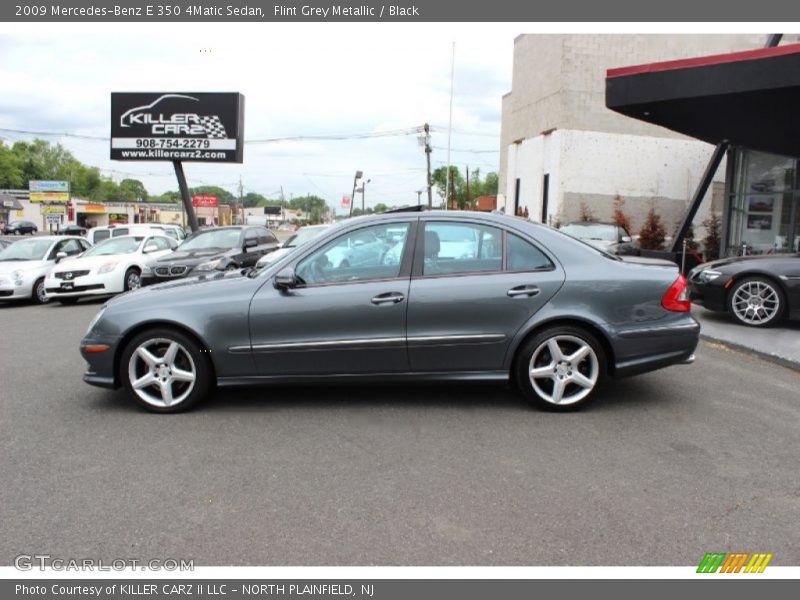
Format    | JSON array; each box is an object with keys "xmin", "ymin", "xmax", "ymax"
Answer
[{"xmin": 612, "ymin": 315, "xmax": 700, "ymax": 377}]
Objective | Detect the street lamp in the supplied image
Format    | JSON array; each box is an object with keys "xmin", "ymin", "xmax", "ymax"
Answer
[{"xmin": 349, "ymin": 170, "xmax": 363, "ymax": 217}]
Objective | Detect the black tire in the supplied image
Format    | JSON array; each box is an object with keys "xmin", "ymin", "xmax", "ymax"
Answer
[
  {"xmin": 514, "ymin": 325, "xmax": 606, "ymax": 412},
  {"xmin": 57, "ymin": 297, "xmax": 79, "ymax": 305},
  {"xmin": 224, "ymin": 263, "xmax": 239, "ymax": 272},
  {"xmin": 31, "ymin": 278, "xmax": 48, "ymax": 304},
  {"xmin": 727, "ymin": 276, "xmax": 785, "ymax": 327},
  {"xmin": 123, "ymin": 267, "xmax": 141, "ymax": 292},
  {"xmin": 119, "ymin": 328, "xmax": 212, "ymax": 413}
]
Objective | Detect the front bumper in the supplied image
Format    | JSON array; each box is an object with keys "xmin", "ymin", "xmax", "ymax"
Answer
[
  {"xmin": 45, "ymin": 271, "xmax": 123, "ymax": 298},
  {"xmin": 688, "ymin": 280, "xmax": 728, "ymax": 312},
  {"xmin": 80, "ymin": 336, "xmax": 120, "ymax": 389},
  {"xmin": 0, "ymin": 278, "xmax": 32, "ymax": 299}
]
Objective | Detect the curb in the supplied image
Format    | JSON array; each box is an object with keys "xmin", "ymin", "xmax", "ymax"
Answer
[{"xmin": 700, "ymin": 333, "xmax": 800, "ymax": 373}]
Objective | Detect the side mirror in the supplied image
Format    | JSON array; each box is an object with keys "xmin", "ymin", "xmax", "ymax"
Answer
[
  {"xmin": 274, "ymin": 267, "xmax": 297, "ymax": 290},
  {"xmin": 55, "ymin": 251, "xmax": 68, "ymax": 263},
  {"xmin": 143, "ymin": 243, "xmax": 159, "ymax": 253},
  {"xmin": 244, "ymin": 238, "xmax": 258, "ymax": 249},
  {"xmin": 620, "ymin": 235, "xmax": 632, "ymax": 243}
]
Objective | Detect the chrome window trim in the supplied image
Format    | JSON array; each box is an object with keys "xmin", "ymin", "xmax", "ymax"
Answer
[{"xmin": 230, "ymin": 333, "xmax": 506, "ymax": 353}]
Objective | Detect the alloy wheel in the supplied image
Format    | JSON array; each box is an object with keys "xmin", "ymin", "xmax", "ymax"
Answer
[
  {"xmin": 731, "ymin": 280, "xmax": 780, "ymax": 325},
  {"xmin": 126, "ymin": 270, "xmax": 141, "ymax": 290},
  {"xmin": 127, "ymin": 338, "xmax": 197, "ymax": 408},
  {"xmin": 528, "ymin": 334, "xmax": 599, "ymax": 406}
]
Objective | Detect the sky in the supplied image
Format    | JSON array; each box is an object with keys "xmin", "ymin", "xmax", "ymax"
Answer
[{"xmin": 0, "ymin": 23, "xmax": 522, "ymax": 213}]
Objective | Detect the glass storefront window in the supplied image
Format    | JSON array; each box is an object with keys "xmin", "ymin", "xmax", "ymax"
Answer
[{"xmin": 727, "ymin": 150, "xmax": 799, "ymax": 255}]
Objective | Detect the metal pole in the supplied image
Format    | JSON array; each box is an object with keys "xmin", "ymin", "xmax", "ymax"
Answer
[
  {"xmin": 173, "ymin": 161, "xmax": 199, "ymax": 232},
  {"xmin": 681, "ymin": 238, "xmax": 687, "ymax": 273},
  {"xmin": 424, "ymin": 123, "xmax": 433, "ymax": 208},
  {"xmin": 444, "ymin": 41, "xmax": 455, "ymax": 211}
]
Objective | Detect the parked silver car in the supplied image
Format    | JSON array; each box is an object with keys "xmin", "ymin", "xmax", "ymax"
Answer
[
  {"xmin": 80, "ymin": 211, "xmax": 698, "ymax": 413},
  {"xmin": 0, "ymin": 236, "xmax": 92, "ymax": 303}
]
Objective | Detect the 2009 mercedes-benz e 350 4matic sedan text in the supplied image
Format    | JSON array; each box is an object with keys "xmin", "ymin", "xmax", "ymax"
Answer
[{"xmin": 80, "ymin": 210, "xmax": 699, "ymax": 413}]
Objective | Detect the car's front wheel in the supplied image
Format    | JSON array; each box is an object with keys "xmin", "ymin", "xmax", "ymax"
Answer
[
  {"xmin": 120, "ymin": 329, "xmax": 212, "ymax": 413},
  {"xmin": 31, "ymin": 278, "xmax": 48, "ymax": 304},
  {"xmin": 515, "ymin": 325, "xmax": 605, "ymax": 411},
  {"xmin": 728, "ymin": 276, "xmax": 785, "ymax": 327},
  {"xmin": 123, "ymin": 267, "xmax": 141, "ymax": 291}
]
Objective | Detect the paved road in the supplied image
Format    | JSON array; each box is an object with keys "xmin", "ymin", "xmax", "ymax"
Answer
[{"xmin": 1, "ymin": 299, "xmax": 798, "ymax": 566}]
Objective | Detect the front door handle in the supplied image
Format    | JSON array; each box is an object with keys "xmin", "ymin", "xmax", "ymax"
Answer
[
  {"xmin": 507, "ymin": 285, "xmax": 540, "ymax": 298},
  {"xmin": 371, "ymin": 292, "xmax": 405, "ymax": 305}
]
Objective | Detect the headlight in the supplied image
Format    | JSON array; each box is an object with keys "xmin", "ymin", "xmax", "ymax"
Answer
[
  {"xmin": 141, "ymin": 263, "xmax": 153, "ymax": 274},
  {"xmin": 97, "ymin": 261, "xmax": 119, "ymax": 274},
  {"xmin": 195, "ymin": 258, "xmax": 222, "ymax": 271},
  {"xmin": 12, "ymin": 270, "xmax": 24, "ymax": 285},
  {"xmin": 85, "ymin": 307, "xmax": 106, "ymax": 336},
  {"xmin": 699, "ymin": 269, "xmax": 722, "ymax": 282}
]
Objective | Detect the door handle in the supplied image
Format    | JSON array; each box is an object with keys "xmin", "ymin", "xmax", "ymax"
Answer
[
  {"xmin": 507, "ymin": 285, "xmax": 540, "ymax": 298},
  {"xmin": 371, "ymin": 292, "xmax": 405, "ymax": 305}
]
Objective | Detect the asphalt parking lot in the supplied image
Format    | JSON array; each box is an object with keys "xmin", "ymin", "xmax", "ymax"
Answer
[{"xmin": 1, "ymin": 298, "xmax": 799, "ymax": 566}]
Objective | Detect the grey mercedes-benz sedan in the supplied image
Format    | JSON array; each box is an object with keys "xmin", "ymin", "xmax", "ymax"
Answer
[{"xmin": 80, "ymin": 210, "xmax": 699, "ymax": 413}]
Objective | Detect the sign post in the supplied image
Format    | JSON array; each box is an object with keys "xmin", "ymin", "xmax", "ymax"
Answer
[{"xmin": 110, "ymin": 92, "xmax": 245, "ymax": 232}]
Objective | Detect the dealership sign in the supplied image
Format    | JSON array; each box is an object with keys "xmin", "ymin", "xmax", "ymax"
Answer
[
  {"xmin": 192, "ymin": 194, "xmax": 219, "ymax": 208},
  {"xmin": 29, "ymin": 180, "xmax": 70, "ymax": 203},
  {"xmin": 110, "ymin": 93, "xmax": 245, "ymax": 163}
]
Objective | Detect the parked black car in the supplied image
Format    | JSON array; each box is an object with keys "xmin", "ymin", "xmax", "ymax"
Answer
[
  {"xmin": 3, "ymin": 220, "xmax": 38, "ymax": 235},
  {"xmin": 141, "ymin": 226, "xmax": 279, "ymax": 285},
  {"xmin": 689, "ymin": 253, "xmax": 800, "ymax": 327},
  {"xmin": 57, "ymin": 225, "xmax": 88, "ymax": 236},
  {"xmin": 559, "ymin": 221, "xmax": 639, "ymax": 256}
]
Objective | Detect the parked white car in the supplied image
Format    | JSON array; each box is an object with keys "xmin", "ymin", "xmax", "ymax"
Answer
[
  {"xmin": 87, "ymin": 224, "xmax": 183, "ymax": 245},
  {"xmin": 255, "ymin": 224, "xmax": 330, "ymax": 268},
  {"xmin": 44, "ymin": 234, "xmax": 177, "ymax": 304},
  {"xmin": 0, "ymin": 236, "xmax": 91, "ymax": 303}
]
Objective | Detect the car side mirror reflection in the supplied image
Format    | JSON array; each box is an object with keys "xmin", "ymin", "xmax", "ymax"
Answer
[
  {"xmin": 620, "ymin": 235, "xmax": 632, "ymax": 243},
  {"xmin": 274, "ymin": 267, "xmax": 297, "ymax": 290},
  {"xmin": 244, "ymin": 238, "xmax": 258, "ymax": 249},
  {"xmin": 143, "ymin": 243, "xmax": 159, "ymax": 253},
  {"xmin": 55, "ymin": 251, "xmax": 68, "ymax": 263}
]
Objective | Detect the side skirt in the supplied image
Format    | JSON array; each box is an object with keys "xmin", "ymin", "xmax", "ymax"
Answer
[{"xmin": 217, "ymin": 371, "xmax": 510, "ymax": 388}]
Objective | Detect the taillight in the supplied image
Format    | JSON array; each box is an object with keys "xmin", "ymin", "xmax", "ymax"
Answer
[{"xmin": 661, "ymin": 274, "xmax": 691, "ymax": 312}]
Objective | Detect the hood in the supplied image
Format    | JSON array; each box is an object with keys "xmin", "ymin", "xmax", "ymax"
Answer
[
  {"xmin": 700, "ymin": 253, "xmax": 800, "ymax": 270},
  {"xmin": 107, "ymin": 269, "xmax": 256, "ymax": 308},
  {"xmin": 51, "ymin": 254, "xmax": 123, "ymax": 272},
  {"xmin": 0, "ymin": 259, "xmax": 48, "ymax": 273},
  {"xmin": 152, "ymin": 248, "xmax": 234, "ymax": 266}
]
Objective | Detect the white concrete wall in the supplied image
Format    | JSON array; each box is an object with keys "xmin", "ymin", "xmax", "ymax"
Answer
[{"xmin": 505, "ymin": 129, "xmax": 726, "ymax": 234}]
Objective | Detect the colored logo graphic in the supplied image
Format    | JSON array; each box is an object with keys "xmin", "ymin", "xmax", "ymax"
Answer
[{"xmin": 697, "ymin": 552, "xmax": 773, "ymax": 573}]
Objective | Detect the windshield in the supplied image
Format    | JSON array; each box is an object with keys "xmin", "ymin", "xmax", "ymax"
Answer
[
  {"xmin": 0, "ymin": 238, "xmax": 52, "ymax": 261},
  {"xmin": 83, "ymin": 236, "xmax": 143, "ymax": 257},
  {"xmin": 560, "ymin": 223, "xmax": 618, "ymax": 241},
  {"xmin": 179, "ymin": 229, "xmax": 241, "ymax": 251},
  {"xmin": 285, "ymin": 226, "xmax": 328, "ymax": 248}
]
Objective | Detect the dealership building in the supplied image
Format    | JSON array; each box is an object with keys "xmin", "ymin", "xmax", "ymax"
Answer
[{"xmin": 499, "ymin": 34, "xmax": 800, "ymax": 256}]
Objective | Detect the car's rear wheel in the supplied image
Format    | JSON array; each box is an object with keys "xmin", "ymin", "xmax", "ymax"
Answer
[
  {"xmin": 515, "ymin": 325, "xmax": 605, "ymax": 411},
  {"xmin": 728, "ymin": 276, "xmax": 784, "ymax": 327},
  {"xmin": 123, "ymin": 267, "xmax": 141, "ymax": 291},
  {"xmin": 120, "ymin": 329, "xmax": 211, "ymax": 413},
  {"xmin": 31, "ymin": 278, "xmax": 48, "ymax": 304}
]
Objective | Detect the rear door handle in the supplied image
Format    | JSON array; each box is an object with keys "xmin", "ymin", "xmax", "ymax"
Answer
[
  {"xmin": 371, "ymin": 292, "xmax": 405, "ymax": 305},
  {"xmin": 507, "ymin": 285, "xmax": 540, "ymax": 298}
]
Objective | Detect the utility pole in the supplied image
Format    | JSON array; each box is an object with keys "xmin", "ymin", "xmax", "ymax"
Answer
[
  {"xmin": 237, "ymin": 176, "xmax": 244, "ymax": 225},
  {"xmin": 416, "ymin": 190, "xmax": 422, "ymax": 205},
  {"xmin": 423, "ymin": 123, "xmax": 432, "ymax": 207},
  {"xmin": 466, "ymin": 165, "xmax": 470, "ymax": 209},
  {"xmin": 361, "ymin": 179, "xmax": 370, "ymax": 213},
  {"xmin": 349, "ymin": 170, "xmax": 362, "ymax": 217}
]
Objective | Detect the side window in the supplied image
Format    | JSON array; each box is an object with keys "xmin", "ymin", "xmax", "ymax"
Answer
[
  {"xmin": 152, "ymin": 237, "xmax": 171, "ymax": 250},
  {"xmin": 423, "ymin": 222, "xmax": 503, "ymax": 276},
  {"xmin": 256, "ymin": 228, "xmax": 275, "ymax": 245},
  {"xmin": 112, "ymin": 228, "xmax": 129, "ymax": 237},
  {"xmin": 79, "ymin": 239, "xmax": 91, "ymax": 252},
  {"xmin": 62, "ymin": 239, "xmax": 82, "ymax": 255},
  {"xmin": 295, "ymin": 223, "xmax": 410, "ymax": 285},
  {"xmin": 93, "ymin": 230, "xmax": 110, "ymax": 244},
  {"xmin": 507, "ymin": 233, "xmax": 554, "ymax": 271}
]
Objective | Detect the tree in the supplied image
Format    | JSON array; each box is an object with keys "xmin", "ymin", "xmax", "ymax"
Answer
[
  {"xmin": 373, "ymin": 203, "xmax": 389, "ymax": 213},
  {"xmin": 638, "ymin": 206, "xmax": 667, "ymax": 250},
  {"xmin": 0, "ymin": 142, "xmax": 24, "ymax": 188},
  {"xmin": 119, "ymin": 178, "xmax": 148, "ymax": 202},
  {"xmin": 612, "ymin": 194, "xmax": 632, "ymax": 233},
  {"xmin": 579, "ymin": 201, "xmax": 596, "ymax": 222},
  {"xmin": 702, "ymin": 212, "xmax": 722, "ymax": 261}
]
